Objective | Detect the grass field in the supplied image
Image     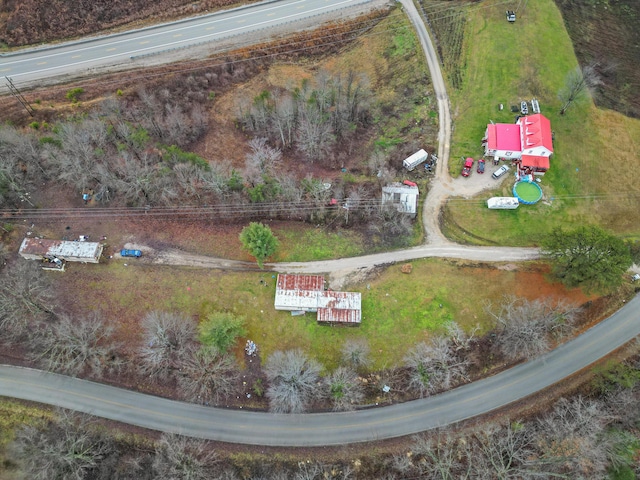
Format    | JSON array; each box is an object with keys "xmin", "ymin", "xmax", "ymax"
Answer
[
  {"xmin": 59, "ymin": 258, "xmax": 593, "ymax": 370},
  {"xmin": 438, "ymin": 0, "xmax": 640, "ymax": 245}
]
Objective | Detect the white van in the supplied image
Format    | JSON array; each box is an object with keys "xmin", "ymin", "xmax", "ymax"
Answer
[{"xmin": 492, "ymin": 165, "xmax": 510, "ymax": 179}]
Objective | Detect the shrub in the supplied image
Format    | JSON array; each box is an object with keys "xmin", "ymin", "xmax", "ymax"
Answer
[{"xmin": 198, "ymin": 312, "xmax": 245, "ymax": 354}]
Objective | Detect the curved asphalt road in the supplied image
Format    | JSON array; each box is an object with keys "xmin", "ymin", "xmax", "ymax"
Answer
[
  {"xmin": 1, "ymin": 0, "xmax": 638, "ymax": 448},
  {"xmin": 0, "ymin": 0, "xmax": 374, "ymax": 88},
  {"xmin": 1, "ymin": 293, "xmax": 638, "ymax": 446}
]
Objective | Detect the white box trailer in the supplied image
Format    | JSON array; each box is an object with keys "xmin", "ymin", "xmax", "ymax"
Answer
[
  {"xmin": 403, "ymin": 149, "xmax": 429, "ymax": 171},
  {"xmin": 487, "ymin": 197, "xmax": 519, "ymax": 209}
]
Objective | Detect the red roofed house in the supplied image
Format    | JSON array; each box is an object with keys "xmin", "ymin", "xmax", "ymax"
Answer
[
  {"xmin": 274, "ymin": 274, "xmax": 361, "ymax": 325},
  {"xmin": 483, "ymin": 113, "xmax": 554, "ymax": 174},
  {"xmin": 483, "ymin": 123, "xmax": 522, "ymax": 160}
]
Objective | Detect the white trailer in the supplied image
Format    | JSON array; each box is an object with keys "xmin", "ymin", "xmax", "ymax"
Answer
[
  {"xmin": 403, "ymin": 149, "xmax": 429, "ymax": 171},
  {"xmin": 487, "ymin": 197, "xmax": 519, "ymax": 210}
]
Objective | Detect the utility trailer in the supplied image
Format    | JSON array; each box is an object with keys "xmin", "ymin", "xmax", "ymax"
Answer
[{"xmin": 403, "ymin": 149, "xmax": 429, "ymax": 171}]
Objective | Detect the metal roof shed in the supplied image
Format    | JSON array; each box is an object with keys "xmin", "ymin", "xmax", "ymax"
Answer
[
  {"xmin": 274, "ymin": 274, "xmax": 325, "ymax": 312},
  {"xmin": 19, "ymin": 238, "xmax": 103, "ymax": 263},
  {"xmin": 317, "ymin": 291, "xmax": 362, "ymax": 325}
]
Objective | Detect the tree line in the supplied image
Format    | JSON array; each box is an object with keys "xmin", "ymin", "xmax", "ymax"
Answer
[{"xmin": 8, "ymin": 362, "xmax": 640, "ymax": 479}]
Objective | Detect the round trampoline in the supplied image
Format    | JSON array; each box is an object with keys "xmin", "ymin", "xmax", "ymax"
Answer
[{"xmin": 513, "ymin": 181, "xmax": 543, "ymax": 205}]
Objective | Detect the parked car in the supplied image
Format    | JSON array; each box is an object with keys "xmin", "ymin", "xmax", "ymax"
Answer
[
  {"xmin": 492, "ymin": 165, "xmax": 510, "ymax": 179},
  {"xmin": 520, "ymin": 101, "xmax": 529, "ymax": 115},
  {"xmin": 477, "ymin": 159, "xmax": 485, "ymax": 174},
  {"xmin": 121, "ymin": 249, "xmax": 142, "ymax": 257},
  {"xmin": 461, "ymin": 158, "xmax": 474, "ymax": 177},
  {"xmin": 506, "ymin": 10, "xmax": 516, "ymax": 22}
]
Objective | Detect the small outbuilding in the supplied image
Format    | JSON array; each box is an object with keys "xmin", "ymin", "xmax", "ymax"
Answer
[
  {"xmin": 19, "ymin": 238, "xmax": 104, "ymax": 264},
  {"xmin": 381, "ymin": 182, "xmax": 419, "ymax": 217}
]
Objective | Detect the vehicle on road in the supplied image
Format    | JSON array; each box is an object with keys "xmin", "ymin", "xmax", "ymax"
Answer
[
  {"xmin": 121, "ymin": 249, "xmax": 142, "ymax": 257},
  {"xmin": 492, "ymin": 165, "xmax": 510, "ymax": 179},
  {"xmin": 462, "ymin": 158, "xmax": 474, "ymax": 177},
  {"xmin": 477, "ymin": 159, "xmax": 485, "ymax": 174}
]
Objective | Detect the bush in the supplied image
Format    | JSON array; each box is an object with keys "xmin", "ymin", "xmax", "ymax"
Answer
[
  {"xmin": 65, "ymin": 87, "xmax": 84, "ymax": 103},
  {"xmin": 198, "ymin": 312, "xmax": 245, "ymax": 354}
]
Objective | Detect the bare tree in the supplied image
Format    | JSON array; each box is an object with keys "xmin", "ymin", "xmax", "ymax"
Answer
[
  {"xmin": 0, "ymin": 126, "xmax": 46, "ymax": 207},
  {"xmin": 32, "ymin": 312, "xmax": 123, "ymax": 377},
  {"xmin": 265, "ymin": 350, "xmax": 322, "ymax": 413},
  {"xmin": 446, "ymin": 321, "xmax": 477, "ymax": 352},
  {"xmin": 341, "ymin": 338, "xmax": 371, "ymax": 371},
  {"xmin": 488, "ymin": 297, "xmax": 579, "ymax": 362},
  {"xmin": 404, "ymin": 337, "xmax": 468, "ymax": 398},
  {"xmin": 12, "ymin": 410, "xmax": 114, "ymax": 480},
  {"xmin": 367, "ymin": 204, "xmax": 414, "ymax": 248},
  {"xmin": 152, "ymin": 433, "xmax": 218, "ymax": 480},
  {"xmin": 324, "ymin": 367, "xmax": 364, "ymax": 412},
  {"xmin": 407, "ymin": 431, "xmax": 471, "ymax": 479},
  {"xmin": 138, "ymin": 311, "xmax": 196, "ymax": 379},
  {"xmin": 534, "ymin": 396, "xmax": 609, "ymax": 478},
  {"xmin": 177, "ymin": 347, "xmax": 238, "ymax": 405},
  {"xmin": 296, "ymin": 106, "xmax": 335, "ymax": 163},
  {"xmin": 294, "ymin": 461, "xmax": 354, "ymax": 480},
  {"xmin": 558, "ymin": 64, "xmax": 601, "ymax": 115},
  {"xmin": 471, "ymin": 422, "xmax": 536, "ymax": 479},
  {"xmin": 0, "ymin": 259, "xmax": 55, "ymax": 341},
  {"xmin": 245, "ymin": 137, "xmax": 282, "ymax": 183}
]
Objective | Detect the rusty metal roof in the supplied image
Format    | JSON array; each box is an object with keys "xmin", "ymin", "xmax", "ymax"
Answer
[
  {"xmin": 274, "ymin": 275, "xmax": 361, "ymax": 324},
  {"xmin": 274, "ymin": 274, "xmax": 325, "ymax": 311},
  {"xmin": 317, "ymin": 291, "xmax": 362, "ymax": 324}
]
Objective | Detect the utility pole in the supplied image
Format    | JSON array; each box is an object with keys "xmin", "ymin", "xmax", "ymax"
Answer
[{"xmin": 5, "ymin": 77, "xmax": 35, "ymax": 117}]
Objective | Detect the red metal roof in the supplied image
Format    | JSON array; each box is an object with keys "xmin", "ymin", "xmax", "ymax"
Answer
[
  {"xmin": 521, "ymin": 155, "xmax": 550, "ymax": 170},
  {"xmin": 519, "ymin": 114, "xmax": 553, "ymax": 152},
  {"xmin": 494, "ymin": 124, "xmax": 522, "ymax": 151}
]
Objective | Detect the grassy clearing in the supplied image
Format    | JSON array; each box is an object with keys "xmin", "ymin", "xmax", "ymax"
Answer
[
  {"xmin": 273, "ymin": 228, "xmax": 365, "ymax": 262},
  {"xmin": 61, "ymin": 258, "xmax": 593, "ymax": 371},
  {"xmin": 441, "ymin": 0, "xmax": 640, "ymax": 244}
]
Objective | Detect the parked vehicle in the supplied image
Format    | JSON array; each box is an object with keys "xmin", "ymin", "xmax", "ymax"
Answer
[
  {"xmin": 506, "ymin": 10, "xmax": 516, "ymax": 22},
  {"xmin": 121, "ymin": 249, "xmax": 142, "ymax": 257},
  {"xmin": 403, "ymin": 149, "xmax": 429, "ymax": 171},
  {"xmin": 520, "ymin": 101, "xmax": 529, "ymax": 115},
  {"xmin": 462, "ymin": 158, "xmax": 474, "ymax": 177},
  {"xmin": 492, "ymin": 165, "xmax": 510, "ymax": 179},
  {"xmin": 477, "ymin": 159, "xmax": 485, "ymax": 174}
]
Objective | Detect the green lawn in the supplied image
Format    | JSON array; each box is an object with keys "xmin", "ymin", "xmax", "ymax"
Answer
[
  {"xmin": 61, "ymin": 257, "xmax": 591, "ymax": 370},
  {"xmin": 442, "ymin": 0, "xmax": 640, "ymax": 245}
]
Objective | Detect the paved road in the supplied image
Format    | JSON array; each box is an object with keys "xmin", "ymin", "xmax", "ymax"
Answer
[
  {"xmin": 2, "ymin": 293, "xmax": 638, "ymax": 446},
  {"xmin": 0, "ymin": 0, "xmax": 374, "ymax": 88},
  {"xmin": 1, "ymin": 0, "xmax": 637, "ymax": 449}
]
